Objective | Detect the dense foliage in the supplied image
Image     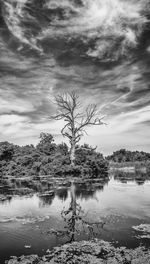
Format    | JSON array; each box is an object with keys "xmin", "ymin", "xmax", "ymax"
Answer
[
  {"xmin": 0, "ymin": 133, "xmax": 108, "ymax": 178},
  {"xmin": 107, "ymin": 149, "xmax": 150, "ymax": 163}
]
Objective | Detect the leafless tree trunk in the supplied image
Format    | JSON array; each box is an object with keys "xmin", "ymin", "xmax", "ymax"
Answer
[
  {"xmin": 70, "ymin": 140, "xmax": 75, "ymax": 166},
  {"xmin": 51, "ymin": 92, "xmax": 106, "ymax": 165}
]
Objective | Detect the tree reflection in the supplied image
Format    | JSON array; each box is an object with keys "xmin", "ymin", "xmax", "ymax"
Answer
[
  {"xmin": 50, "ymin": 181, "xmax": 105, "ymax": 242},
  {"xmin": 39, "ymin": 192, "xmax": 55, "ymax": 207},
  {"xmin": 135, "ymin": 179, "xmax": 145, "ymax": 185},
  {"xmin": 114, "ymin": 170, "xmax": 148, "ymax": 185},
  {"xmin": 75, "ymin": 181, "xmax": 107, "ymax": 199},
  {"xmin": 56, "ymin": 188, "xmax": 68, "ymax": 201}
]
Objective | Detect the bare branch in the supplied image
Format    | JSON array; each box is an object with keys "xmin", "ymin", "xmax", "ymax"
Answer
[
  {"xmin": 50, "ymin": 92, "xmax": 106, "ymax": 165},
  {"xmin": 61, "ymin": 123, "xmax": 69, "ymax": 136},
  {"xmin": 76, "ymin": 104, "xmax": 105, "ymax": 133}
]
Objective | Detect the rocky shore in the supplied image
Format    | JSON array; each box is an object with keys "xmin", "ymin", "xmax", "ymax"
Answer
[{"xmin": 5, "ymin": 240, "xmax": 150, "ymax": 264}]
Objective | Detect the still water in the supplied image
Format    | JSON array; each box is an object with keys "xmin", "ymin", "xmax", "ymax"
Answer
[{"xmin": 1, "ymin": 178, "xmax": 150, "ymax": 263}]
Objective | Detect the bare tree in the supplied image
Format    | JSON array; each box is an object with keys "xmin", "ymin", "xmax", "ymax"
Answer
[{"xmin": 52, "ymin": 92, "xmax": 105, "ymax": 165}]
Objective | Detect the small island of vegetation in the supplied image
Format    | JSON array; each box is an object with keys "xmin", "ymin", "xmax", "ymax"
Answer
[{"xmin": 0, "ymin": 92, "xmax": 108, "ymax": 201}]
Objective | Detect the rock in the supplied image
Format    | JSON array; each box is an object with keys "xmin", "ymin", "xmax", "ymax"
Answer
[
  {"xmin": 6, "ymin": 255, "xmax": 39, "ymax": 264},
  {"xmin": 5, "ymin": 240, "xmax": 150, "ymax": 264}
]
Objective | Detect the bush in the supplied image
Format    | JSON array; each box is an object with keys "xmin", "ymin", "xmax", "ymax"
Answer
[{"xmin": 0, "ymin": 135, "xmax": 108, "ymax": 179}]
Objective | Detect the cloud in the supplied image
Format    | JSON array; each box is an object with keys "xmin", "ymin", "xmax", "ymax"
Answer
[
  {"xmin": 110, "ymin": 105, "xmax": 150, "ymax": 133},
  {"xmin": 0, "ymin": 114, "xmax": 28, "ymax": 125},
  {"xmin": 0, "ymin": 113, "xmax": 63, "ymax": 146},
  {"xmin": 2, "ymin": 0, "xmax": 149, "ymax": 61},
  {"xmin": 0, "ymin": 114, "xmax": 30, "ymax": 142},
  {"xmin": 0, "ymin": 96, "xmax": 35, "ymax": 114}
]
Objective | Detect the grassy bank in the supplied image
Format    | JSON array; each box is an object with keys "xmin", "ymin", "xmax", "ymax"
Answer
[{"xmin": 109, "ymin": 161, "xmax": 150, "ymax": 184}]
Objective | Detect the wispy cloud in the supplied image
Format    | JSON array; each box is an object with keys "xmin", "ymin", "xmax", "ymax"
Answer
[{"xmin": 0, "ymin": 0, "xmax": 150, "ymax": 154}]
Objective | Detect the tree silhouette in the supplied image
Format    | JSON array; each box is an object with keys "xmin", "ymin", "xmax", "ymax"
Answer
[{"xmin": 52, "ymin": 92, "xmax": 105, "ymax": 165}]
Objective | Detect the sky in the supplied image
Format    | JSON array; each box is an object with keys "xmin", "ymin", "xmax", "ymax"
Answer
[{"xmin": 0, "ymin": 0, "xmax": 150, "ymax": 155}]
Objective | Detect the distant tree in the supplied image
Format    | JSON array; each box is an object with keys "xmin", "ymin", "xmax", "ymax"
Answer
[
  {"xmin": 36, "ymin": 133, "xmax": 56, "ymax": 155},
  {"xmin": 52, "ymin": 92, "xmax": 105, "ymax": 165},
  {"xmin": 0, "ymin": 142, "xmax": 14, "ymax": 161},
  {"xmin": 17, "ymin": 145, "xmax": 35, "ymax": 156},
  {"xmin": 107, "ymin": 149, "xmax": 150, "ymax": 163},
  {"xmin": 57, "ymin": 142, "xmax": 69, "ymax": 156},
  {"xmin": 75, "ymin": 144, "xmax": 108, "ymax": 177}
]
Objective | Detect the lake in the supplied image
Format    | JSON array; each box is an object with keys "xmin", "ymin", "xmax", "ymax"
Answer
[{"xmin": 1, "ymin": 177, "xmax": 150, "ymax": 263}]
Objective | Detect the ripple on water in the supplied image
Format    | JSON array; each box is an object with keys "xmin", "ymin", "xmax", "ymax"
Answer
[{"xmin": 0, "ymin": 215, "xmax": 50, "ymax": 224}]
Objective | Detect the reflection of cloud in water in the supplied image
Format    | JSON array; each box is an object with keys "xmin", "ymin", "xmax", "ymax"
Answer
[{"xmin": 0, "ymin": 215, "xmax": 50, "ymax": 224}]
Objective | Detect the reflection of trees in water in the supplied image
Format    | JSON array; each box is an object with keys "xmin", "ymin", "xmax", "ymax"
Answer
[
  {"xmin": 50, "ymin": 182, "xmax": 105, "ymax": 242},
  {"xmin": 135, "ymin": 179, "xmax": 145, "ymax": 185},
  {"xmin": 75, "ymin": 180, "xmax": 108, "ymax": 199},
  {"xmin": 56, "ymin": 188, "xmax": 68, "ymax": 201},
  {"xmin": 39, "ymin": 193, "xmax": 55, "ymax": 207},
  {"xmin": 39, "ymin": 179, "xmax": 108, "ymax": 208},
  {"xmin": 114, "ymin": 170, "xmax": 149, "ymax": 185},
  {"xmin": 0, "ymin": 194, "xmax": 12, "ymax": 204},
  {"xmin": 0, "ymin": 179, "xmax": 12, "ymax": 203}
]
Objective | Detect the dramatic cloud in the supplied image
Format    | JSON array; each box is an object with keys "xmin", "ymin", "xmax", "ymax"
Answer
[
  {"xmin": 0, "ymin": 95, "xmax": 35, "ymax": 114},
  {"xmin": 2, "ymin": 0, "xmax": 149, "ymax": 60},
  {"xmin": 0, "ymin": 0, "xmax": 150, "ymax": 154}
]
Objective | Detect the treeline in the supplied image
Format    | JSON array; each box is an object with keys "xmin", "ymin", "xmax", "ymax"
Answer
[
  {"xmin": 0, "ymin": 133, "xmax": 108, "ymax": 178},
  {"xmin": 107, "ymin": 149, "xmax": 150, "ymax": 163}
]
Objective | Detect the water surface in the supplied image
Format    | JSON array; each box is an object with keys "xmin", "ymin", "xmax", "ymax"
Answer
[{"xmin": 1, "ymin": 177, "xmax": 150, "ymax": 263}]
